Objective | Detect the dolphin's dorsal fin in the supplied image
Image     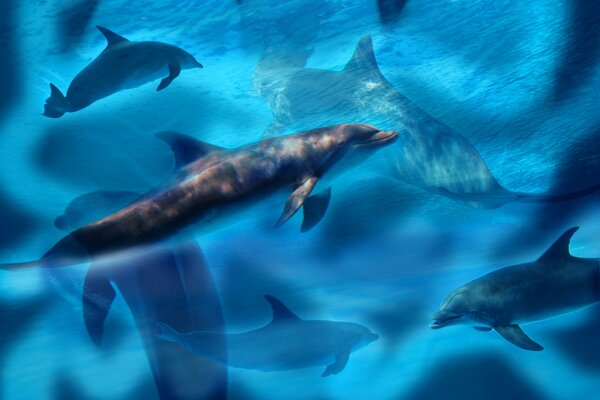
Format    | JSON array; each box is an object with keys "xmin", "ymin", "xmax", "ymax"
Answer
[
  {"xmin": 265, "ymin": 295, "xmax": 301, "ymax": 323},
  {"xmin": 537, "ymin": 226, "xmax": 579, "ymax": 263},
  {"xmin": 96, "ymin": 26, "xmax": 129, "ymax": 47},
  {"xmin": 344, "ymin": 35, "xmax": 380, "ymax": 74},
  {"xmin": 156, "ymin": 131, "xmax": 226, "ymax": 169}
]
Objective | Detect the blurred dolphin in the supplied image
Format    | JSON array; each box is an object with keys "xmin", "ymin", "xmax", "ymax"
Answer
[
  {"xmin": 255, "ymin": 36, "xmax": 600, "ymax": 209},
  {"xmin": 43, "ymin": 26, "xmax": 203, "ymax": 118},
  {"xmin": 431, "ymin": 227, "xmax": 600, "ymax": 350},
  {"xmin": 157, "ymin": 295, "xmax": 379, "ymax": 377}
]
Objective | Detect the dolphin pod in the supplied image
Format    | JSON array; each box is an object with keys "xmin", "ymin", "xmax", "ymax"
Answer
[
  {"xmin": 43, "ymin": 26, "xmax": 203, "ymax": 118},
  {"xmin": 431, "ymin": 227, "xmax": 600, "ymax": 351},
  {"xmin": 156, "ymin": 295, "xmax": 379, "ymax": 377}
]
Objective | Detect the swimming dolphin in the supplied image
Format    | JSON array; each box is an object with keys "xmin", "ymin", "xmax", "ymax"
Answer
[
  {"xmin": 156, "ymin": 295, "xmax": 379, "ymax": 377},
  {"xmin": 255, "ymin": 36, "xmax": 600, "ymax": 209},
  {"xmin": 0, "ymin": 123, "xmax": 397, "ymax": 340},
  {"xmin": 43, "ymin": 25, "xmax": 203, "ymax": 118},
  {"xmin": 431, "ymin": 227, "xmax": 600, "ymax": 351}
]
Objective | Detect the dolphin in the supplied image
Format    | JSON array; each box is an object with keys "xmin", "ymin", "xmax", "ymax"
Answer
[
  {"xmin": 431, "ymin": 227, "xmax": 600, "ymax": 351},
  {"xmin": 255, "ymin": 36, "xmax": 600, "ymax": 209},
  {"xmin": 0, "ymin": 123, "xmax": 397, "ymax": 340},
  {"xmin": 43, "ymin": 25, "xmax": 203, "ymax": 118},
  {"xmin": 156, "ymin": 295, "xmax": 379, "ymax": 377}
]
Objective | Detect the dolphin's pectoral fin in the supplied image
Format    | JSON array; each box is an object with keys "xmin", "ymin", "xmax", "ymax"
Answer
[
  {"xmin": 474, "ymin": 326, "xmax": 492, "ymax": 331},
  {"xmin": 494, "ymin": 325, "xmax": 544, "ymax": 351},
  {"xmin": 96, "ymin": 26, "xmax": 129, "ymax": 47},
  {"xmin": 156, "ymin": 131, "xmax": 227, "ymax": 169},
  {"xmin": 275, "ymin": 177, "xmax": 318, "ymax": 228},
  {"xmin": 322, "ymin": 351, "xmax": 350, "ymax": 377},
  {"xmin": 301, "ymin": 187, "xmax": 331, "ymax": 232},
  {"xmin": 83, "ymin": 266, "xmax": 117, "ymax": 347},
  {"xmin": 157, "ymin": 64, "xmax": 181, "ymax": 91}
]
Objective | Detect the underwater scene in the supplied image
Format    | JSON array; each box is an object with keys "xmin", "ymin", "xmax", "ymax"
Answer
[{"xmin": 1, "ymin": 0, "xmax": 599, "ymax": 399}]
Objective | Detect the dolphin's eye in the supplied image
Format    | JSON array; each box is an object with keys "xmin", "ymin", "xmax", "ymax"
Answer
[{"xmin": 337, "ymin": 139, "xmax": 345, "ymax": 146}]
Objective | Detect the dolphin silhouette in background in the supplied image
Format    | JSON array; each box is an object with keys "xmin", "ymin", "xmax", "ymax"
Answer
[
  {"xmin": 1, "ymin": 123, "xmax": 397, "ymax": 344},
  {"xmin": 255, "ymin": 36, "xmax": 600, "ymax": 209},
  {"xmin": 157, "ymin": 295, "xmax": 379, "ymax": 377},
  {"xmin": 46, "ymin": 190, "xmax": 228, "ymax": 399},
  {"xmin": 43, "ymin": 26, "xmax": 203, "ymax": 118},
  {"xmin": 431, "ymin": 227, "xmax": 600, "ymax": 351}
]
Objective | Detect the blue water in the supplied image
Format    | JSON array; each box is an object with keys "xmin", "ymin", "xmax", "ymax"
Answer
[{"xmin": 0, "ymin": 0, "xmax": 599, "ymax": 399}]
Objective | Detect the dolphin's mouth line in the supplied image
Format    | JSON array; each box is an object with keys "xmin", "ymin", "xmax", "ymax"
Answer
[
  {"xmin": 430, "ymin": 314, "xmax": 463, "ymax": 329},
  {"xmin": 354, "ymin": 130, "xmax": 398, "ymax": 148}
]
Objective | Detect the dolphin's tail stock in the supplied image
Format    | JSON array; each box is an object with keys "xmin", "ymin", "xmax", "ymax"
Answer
[
  {"xmin": 514, "ymin": 183, "xmax": 600, "ymax": 204},
  {"xmin": 0, "ymin": 234, "xmax": 90, "ymax": 271},
  {"xmin": 43, "ymin": 83, "xmax": 68, "ymax": 118}
]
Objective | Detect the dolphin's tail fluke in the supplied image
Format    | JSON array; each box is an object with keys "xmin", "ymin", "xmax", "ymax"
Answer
[
  {"xmin": 156, "ymin": 322, "xmax": 182, "ymax": 344},
  {"xmin": 43, "ymin": 83, "xmax": 68, "ymax": 118},
  {"xmin": 0, "ymin": 234, "xmax": 90, "ymax": 271}
]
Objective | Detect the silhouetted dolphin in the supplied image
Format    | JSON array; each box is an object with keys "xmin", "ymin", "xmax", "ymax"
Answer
[
  {"xmin": 431, "ymin": 227, "xmax": 600, "ymax": 351},
  {"xmin": 47, "ymin": 190, "xmax": 228, "ymax": 399},
  {"xmin": 43, "ymin": 26, "xmax": 203, "ymax": 118},
  {"xmin": 255, "ymin": 36, "xmax": 600, "ymax": 208},
  {"xmin": 157, "ymin": 295, "xmax": 379, "ymax": 377}
]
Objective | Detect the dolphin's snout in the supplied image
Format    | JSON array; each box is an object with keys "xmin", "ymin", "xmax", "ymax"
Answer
[
  {"xmin": 430, "ymin": 311, "xmax": 463, "ymax": 329},
  {"xmin": 356, "ymin": 130, "xmax": 398, "ymax": 148}
]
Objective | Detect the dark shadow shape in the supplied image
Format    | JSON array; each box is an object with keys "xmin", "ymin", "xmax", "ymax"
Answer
[
  {"xmin": 377, "ymin": 0, "xmax": 409, "ymax": 26},
  {"xmin": 318, "ymin": 179, "xmax": 421, "ymax": 251},
  {"xmin": 53, "ymin": 370, "xmax": 158, "ymax": 400},
  {"xmin": 56, "ymin": 0, "xmax": 100, "ymax": 52},
  {"xmin": 0, "ymin": 0, "xmax": 20, "ymax": 124},
  {"xmin": 401, "ymin": 352, "xmax": 549, "ymax": 400},
  {"xmin": 547, "ymin": 305, "xmax": 600, "ymax": 372},
  {"xmin": 0, "ymin": 191, "xmax": 40, "ymax": 254},
  {"xmin": 553, "ymin": 1, "xmax": 600, "ymax": 102},
  {"xmin": 0, "ymin": 294, "xmax": 57, "ymax": 378},
  {"xmin": 105, "ymin": 239, "xmax": 228, "ymax": 399},
  {"xmin": 364, "ymin": 299, "xmax": 426, "ymax": 348}
]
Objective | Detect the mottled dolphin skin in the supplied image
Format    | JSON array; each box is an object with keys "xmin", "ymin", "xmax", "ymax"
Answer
[
  {"xmin": 431, "ymin": 227, "xmax": 600, "ymax": 351},
  {"xmin": 1, "ymin": 123, "xmax": 396, "ymax": 272},
  {"xmin": 43, "ymin": 26, "xmax": 203, "ymax": 118},
  {"xmin": 157, "ymin": 295, "xmax": 379, "ymax": 377},
  {"xmin": 255, "ymin": 36, "xmax": 599, "ymax": 208}
]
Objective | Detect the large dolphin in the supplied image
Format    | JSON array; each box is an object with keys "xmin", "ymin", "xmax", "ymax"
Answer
[
  {"xmin": 43, "ymin": 26, "xmax": 203, "ymax": 118},
  {"xmin": 156, "ymin": 295, "xmax": 379, "ymax": 377},
  {"xmin": 255, "ymin": 36, "xmax": 599, "ymax": 208},
  {"xmin": 1, "ymin": 123, "xmax": 397, "ymax": 340},
  {"xmin": 431, "ymin": 227, "xmax": 600, "ymax": 351}
]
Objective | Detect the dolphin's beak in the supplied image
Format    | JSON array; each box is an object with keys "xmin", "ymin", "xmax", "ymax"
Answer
[
  {"xmin": 430, "ymin": 311, "xmax": 463, "ymax": 329},
  {"xmin": 194, "ymin": 60, "xmax": 204, "ymax": 68},
  {"xmin": 355, "ymin": 130, "xmax": 398, "ymax": 148},
  {"xmin": 371, "ymin": 333, "xmax": 380, "ymax": 342}
]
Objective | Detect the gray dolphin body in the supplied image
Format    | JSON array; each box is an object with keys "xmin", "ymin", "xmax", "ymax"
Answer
[
  {"xmin": 43, "ymin": 26, "xmax": 203, "ymax": 118},
  {"xmin": 431, "ymin": 227, "xmax": 600, "ymax": 350},
  {"xmin": 255, "ymin": 36, "xmax": 599, "ymax": 208},
  {"xmin": 157, "ymin": 295, "xmax": 379, "ymax": 377}
]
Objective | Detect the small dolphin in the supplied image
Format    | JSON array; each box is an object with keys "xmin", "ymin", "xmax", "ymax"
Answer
[
  {"xmin": 255, "ymin": 36, "xmax": 599, "ymax": 208},
  {"xmin": 156, "ymin": 295, "xmax": 379, "ymax": 377},
  {"xmin": 431, "ymin": 227, "xmax": 600, "ymax": 351},
  {"xmin": 43, "ymin": 26, "xmax": 203, "ymax": 118}
]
